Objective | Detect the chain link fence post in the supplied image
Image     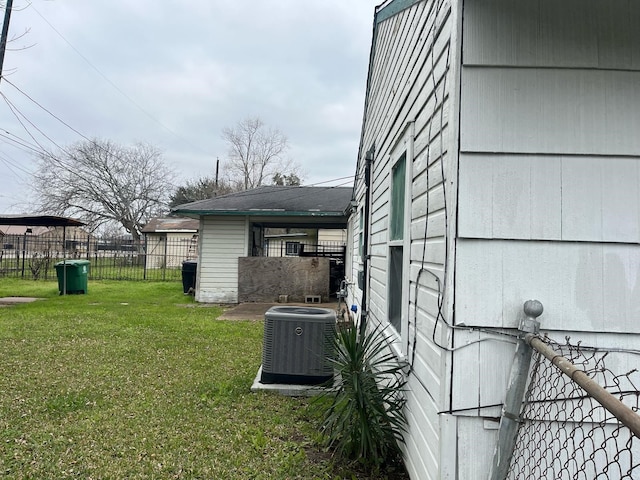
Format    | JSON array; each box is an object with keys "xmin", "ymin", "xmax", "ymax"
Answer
[{"xmin": 489, "ymin": 300, "xmax": 543, "ymax": 480}]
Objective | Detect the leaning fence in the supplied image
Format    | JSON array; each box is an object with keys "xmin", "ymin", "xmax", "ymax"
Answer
[
  {"xmin": 0, "ymin": 236, "xmax": 197, "ymax": 282},
  {"xmin": 492, "ymin": 301, "xmax": 640, "ymax": 480}
]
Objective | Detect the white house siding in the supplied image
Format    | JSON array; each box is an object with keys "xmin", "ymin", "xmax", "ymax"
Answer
[
  {"xmin": 457, "ymin": 0, "xmax": 640, "ymax": 329},
  {"xmin": 196, "ymin": 216, "xmax": 248, "ymax": 303},
  {"xmin": 451, "ymin": 0, "xmax": 640, "ymax": 476},
  {"xmin": 317, "ymin": 228, "xmax": 346, "ymax": 244},
  {"xmin": 350, "ymin": 1, "xmax": 458, "ymax": 478}
]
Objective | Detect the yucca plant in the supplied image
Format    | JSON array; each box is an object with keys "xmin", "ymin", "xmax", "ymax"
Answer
[{"xmin": 315, "ymin": 323, "xmax": 408, "ymax": 470}]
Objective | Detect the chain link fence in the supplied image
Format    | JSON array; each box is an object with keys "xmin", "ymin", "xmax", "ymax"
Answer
[{"xmin": 507, "ymin": 335, "xmax": 640, "ymax": 479}]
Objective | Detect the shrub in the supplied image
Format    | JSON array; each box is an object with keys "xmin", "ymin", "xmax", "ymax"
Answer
[{"xmin": 316, "ymin": 324, "xmax": 408, "ymax": 471}]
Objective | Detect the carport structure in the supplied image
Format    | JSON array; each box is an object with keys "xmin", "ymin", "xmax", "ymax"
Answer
[{"xmin": 0, "ymin": 215, "xmax": 86, "ymax": 295}]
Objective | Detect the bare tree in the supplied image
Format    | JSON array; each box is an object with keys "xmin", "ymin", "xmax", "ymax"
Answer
[
  {"xmin": 31, "ymin": 139, "xmax": 172, "ymax": 243},
  {"xmin": 222, "ymin": 116, "xmax": 298, "ymax": 190}
]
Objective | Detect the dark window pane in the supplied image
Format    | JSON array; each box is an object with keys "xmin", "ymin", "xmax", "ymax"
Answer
[
  {"xmin": 389, "ymin": 245, "xmax": 403, "ymax": 333},
  {"xmin": 390, "ymin": 153, "xmax": 406, "ymax": 241}
]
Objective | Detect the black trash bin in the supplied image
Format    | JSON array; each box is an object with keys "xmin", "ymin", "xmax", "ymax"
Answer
[{"xmin": 181, "ymin": 260, "xmax": 197, "ymax": 294}]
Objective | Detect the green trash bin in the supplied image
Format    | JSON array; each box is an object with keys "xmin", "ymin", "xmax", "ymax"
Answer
[{"xmin": 55, "ymin": 260, "xmax": 90, "ymax": 294}]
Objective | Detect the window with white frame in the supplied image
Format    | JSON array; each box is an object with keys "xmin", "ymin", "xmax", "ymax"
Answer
[
  {"xmin": 285, "ymin": 241, "xmax": 300, "ymax": 256},
  {"xmin": 388, "ymin": 152, "xmax": 406, "ymax": 334}
]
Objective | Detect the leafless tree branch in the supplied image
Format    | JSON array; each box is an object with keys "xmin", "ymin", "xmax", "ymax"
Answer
[
  {"xmin": 30, "ymin": 138, "xmax": 173, "ymax": 241},
  {"xmin": 222, "ymin": 116, "xmax": 301, "ymax": 190}
]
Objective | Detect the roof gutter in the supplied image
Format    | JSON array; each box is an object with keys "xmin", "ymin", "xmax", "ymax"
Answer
[{"xmin": 171, "ymin": 210, "xmax": 347, "ymax": 217}]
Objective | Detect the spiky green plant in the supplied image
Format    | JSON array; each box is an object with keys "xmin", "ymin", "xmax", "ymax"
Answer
[{"xmin": 316, "ymin": 324, "xmax": 408, "ymax": 470}]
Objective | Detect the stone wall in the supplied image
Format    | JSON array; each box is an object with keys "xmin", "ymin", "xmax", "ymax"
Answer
[{"xmin": 238, "ymin": 257, "xmax": 330, "ymax": 303}]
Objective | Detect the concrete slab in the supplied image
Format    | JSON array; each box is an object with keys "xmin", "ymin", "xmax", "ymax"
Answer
[
  {"xmin": 0, "ymin": 297, "xmax": 41, "ymax": 305},
  {"xmin": 250, "ymin": 366, "xmax": 329, "ymax": 397}
]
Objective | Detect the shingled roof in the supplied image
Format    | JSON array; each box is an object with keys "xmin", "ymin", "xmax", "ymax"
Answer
[
  {"xmin": 141, "ymin": 217, "xmax": 199, "ymax": 233},
  {"xmin": 171, "ymin": 186, "xmax": 353, "ymax": 218}
]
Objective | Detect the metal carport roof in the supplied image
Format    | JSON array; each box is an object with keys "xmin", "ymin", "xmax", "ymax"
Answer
[{"xmin": 0, "ymin": 215, "xmax": 85, "ymax": 227}]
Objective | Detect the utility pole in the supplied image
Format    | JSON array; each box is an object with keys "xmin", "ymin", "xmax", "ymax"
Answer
[
  {"xmin": 0, "ymin": 0, "xmax": 14, "ymax": 85},
  {"xmin": 215, "ymin": 157, "xmax": 219, "ymax": 191}
]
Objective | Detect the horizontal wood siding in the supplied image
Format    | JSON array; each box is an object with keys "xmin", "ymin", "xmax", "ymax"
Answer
[
  {"xmin": 457, "ymin": 0, "xmax": 640, "ymax": 328},
  {"xmin": 460, "ymin": 68, "xmax": 640, "ymax": 155},
  {"xmin": 456, "ymin": 239, "xmax": 640, "ymax": 333},
  {"xmin": 196, "ymin": 216, "xmax": 247, "ymax": 303},
  {"xmin": 463, "ymin": 0, "xmax": 640, "ymax": 70},
  {"xmin": 352, "ymin": 1, "xmax": 457, "ymax": 478},
  {"xmin": 453, "ymin": 1, "xmax": 640, "ymax": 475},
  {"xmin": 317, "ymin": 229, "xmax": 346, "ymax": 243},
  {"xmin": 458, "ymin": 154, "xmax": 640, "ymax": 242}
]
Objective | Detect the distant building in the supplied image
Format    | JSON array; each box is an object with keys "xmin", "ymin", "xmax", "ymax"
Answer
[{"xmin": 141, "ymin": 217, "xmax": 199, "ymax": 268}]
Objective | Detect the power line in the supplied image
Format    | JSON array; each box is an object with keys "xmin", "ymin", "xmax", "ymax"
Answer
[
  {"xmin": 3, "ymin": 78, "xmax": 96, "ymax": 144},
  {"xmin": 0, "ymin": 90, "xmax": 50, "ymax": 153},
  {"xmin": 305, "ymin": 175, "xmax": 354, "ymax": 187},
  {"xmin": 28, "ymin": 3, "xmax": 214, "ymax": 157},
  {"xmin": 1, "ymin": 90, "xmax": 65, "ymax": 152},
  {"xmin": 0, "ymin": 151, "xmax": 30, "ymax": 179},
  {"xmin": 0, "ymin": 85, "xmax": 164, "ymax": 183},
  {"xmin": 0, "ymin": 129, "xmax": 47, "ymax": 155}
]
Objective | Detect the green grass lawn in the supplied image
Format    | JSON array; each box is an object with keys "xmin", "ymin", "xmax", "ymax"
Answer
[{"xmin": 0, "ymin": 279, "xmax": 386, "ymax": 479}]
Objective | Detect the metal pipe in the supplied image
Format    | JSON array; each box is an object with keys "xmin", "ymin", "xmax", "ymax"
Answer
[
  {"xmin": 359, "ymin": 145, "xmax": 374, "ymax": 335},
  {"xmin": 527, "ymin": 334, "xmax": 640, "ymax": 439},
  {"xmin": 489, "ymin": 300, "xmax": 543, "ymax": 480},
  {"xmin": 21, "ymin": 230, "xmax": 26, "ymax": 277},
  {"xmin": 62, "ymin": 226, "xmax": 67, "ymax": 295}
]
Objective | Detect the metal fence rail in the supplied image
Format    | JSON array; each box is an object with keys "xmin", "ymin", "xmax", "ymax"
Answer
[
  {"xmin": 0, "ymin": 236, "xmax": 197, "ymax": 282},
  {"xmin": 262, "ymin": 240, "xmax": 346, "ymax": 259},
  {"xmin": 1, "ymin": 236, "xmax": 347, "ymax": 283},
  {"xmin": 507, "ymin": 334, "xmax": 640, "ymax": 479}
]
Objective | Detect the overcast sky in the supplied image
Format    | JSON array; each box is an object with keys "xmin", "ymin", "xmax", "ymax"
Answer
[{"xmin": 0, "ymin": 0, "xmax": 379, "ymax": 213}]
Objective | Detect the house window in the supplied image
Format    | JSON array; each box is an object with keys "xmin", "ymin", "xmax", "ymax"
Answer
[
  {"xmin": 388, "ymin": 152, "xmax": 407, "ymax": 334},
  {"xmin": 390, "ymin": 153, "xmax": 406, "ymax": 241},
  {"xmin": 388, "ymin": 245, "xmax": 403, "ymax": 332},
  {"xmin": 285, "ymin": 241, "xmax": 300, "ymax": 256}
]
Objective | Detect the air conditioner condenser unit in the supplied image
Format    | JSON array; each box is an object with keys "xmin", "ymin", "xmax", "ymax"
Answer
[{"xmin": 261, "ymin": 306, "xmax": 336, "ymax": 385}]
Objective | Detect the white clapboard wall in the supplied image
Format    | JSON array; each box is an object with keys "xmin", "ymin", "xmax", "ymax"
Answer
[
  {"xmin": 351, "ymin": 0, "xmax": 457, "ymax": 478},
  {"xmin": 196, "ymin": 216, "xmax": 248, "ymax": 303}
]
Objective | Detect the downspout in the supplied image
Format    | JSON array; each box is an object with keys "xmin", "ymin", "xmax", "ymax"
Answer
[{"xmin": 359, "ymin": 145, "xmax": 374, "ymax": 335}]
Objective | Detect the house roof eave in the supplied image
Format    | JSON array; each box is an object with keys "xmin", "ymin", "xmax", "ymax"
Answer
[{"xmin": 171, "ymin": 209, "xmax": 347, "ymax": 218}]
